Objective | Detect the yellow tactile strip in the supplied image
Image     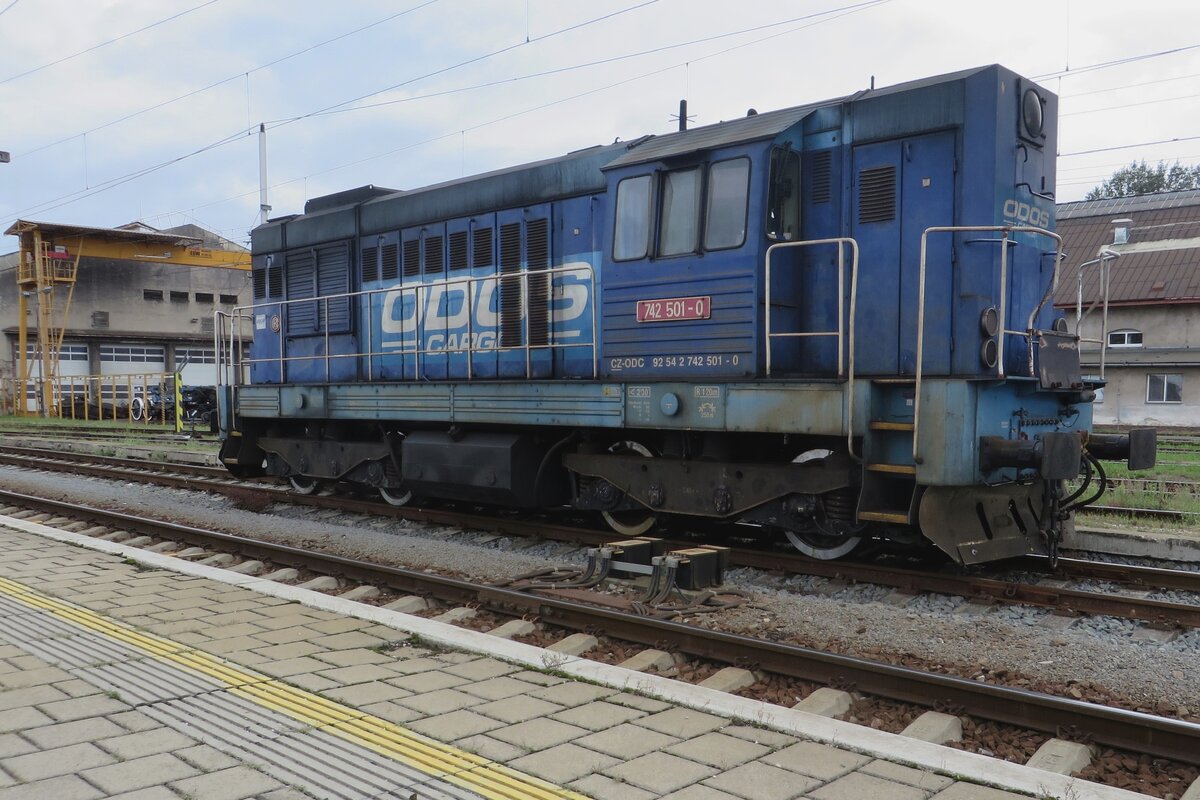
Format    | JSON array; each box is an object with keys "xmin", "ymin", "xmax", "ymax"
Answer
[{"xmin": 0, "ymin": 575, "xmax": 589, "ymax": 800}]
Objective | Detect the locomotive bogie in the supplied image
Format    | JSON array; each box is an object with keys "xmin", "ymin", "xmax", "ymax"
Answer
[{"xmin": 218, "ymin": 64, "xmax": 1157, "ymax": 565}]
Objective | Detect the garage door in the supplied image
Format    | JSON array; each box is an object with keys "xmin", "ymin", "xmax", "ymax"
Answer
[
  {"xmin": 176, "ymin": 346, "xmax": 216, "ymax": 387},
  {"xmin": 21, "ymin": 342, "xmax": 90, "ymax": 412},
  {"xmin": 99, "ymin": 343, "xmax": 166, "ymax": 375}
]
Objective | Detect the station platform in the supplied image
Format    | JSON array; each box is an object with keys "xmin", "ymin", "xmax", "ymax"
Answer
[{"xmin": 0, "ymin": 516, "xmax": 1149, "ymax": 800}]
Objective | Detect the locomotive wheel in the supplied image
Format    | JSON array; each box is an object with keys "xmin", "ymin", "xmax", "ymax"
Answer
[
  {"xmin": 288, "ymin": 475, "xmax": 320, "ymax": 495},
  {"xmin": 782, "ymin": 467, "xmax": 864, "ymax": 560},
  {"xmin": 601, "ymin": 440, "xmax": 657, "ymax": 537},
  {"xmin": 379, "ymin": 486, "xmax": 413, "ymax": 507},
  {"xmin": 783, "ymin": 527, "xmax": 863, "ymax": 560}
]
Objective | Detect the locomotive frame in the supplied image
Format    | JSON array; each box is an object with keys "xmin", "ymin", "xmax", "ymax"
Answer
[{"xmin": 217, "ymin": 65, "xmax": 1156, "ymax": 565}]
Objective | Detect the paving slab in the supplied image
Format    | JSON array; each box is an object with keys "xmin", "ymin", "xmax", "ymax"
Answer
[
  {"xmin": 664, "ymin": 731, "xmax": 771, "ymax": 769},
  {"xmin": 703, "ymin": 760, "xmax": 819, "ymax": 800},
  {"xmin": 808, "ymin": 770, "xmax": 930, "ymax": 800},
  {"xmin": 604, "ymin": 751, "xmax": 722, "ymax": 795},
  {"xmin": 0, "ymin": 515, "xmax": 1156, "ymax": 800}
]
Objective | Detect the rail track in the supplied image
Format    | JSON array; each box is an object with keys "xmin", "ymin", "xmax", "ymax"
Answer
[
  {"xmin": 1, "ymin": 486, "xmax": 1197, "ymax": 770},
  {"xmin": 2, "ymin": 444, "xmax": 1199, "ymax": 630}
]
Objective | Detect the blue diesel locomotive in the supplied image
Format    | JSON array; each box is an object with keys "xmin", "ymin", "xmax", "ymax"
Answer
[{"xmin": 217, "ymin": 65, "xmax": 1155, "ymax": 564}]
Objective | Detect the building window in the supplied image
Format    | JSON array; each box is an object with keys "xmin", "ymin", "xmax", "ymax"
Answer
[
  {"xmin": 177, "ymin": 347, "xmax": 216, "ymax": 364},
  {"xmin": 1147, "ymin": 373, "xmax": 1182, "ymax": 403},
  {"xmin": 143, "ymin": 289, "xmax": 163, "ymax": 301},
  {"xmin": 1109, "ymin": 330, "xmax": 1143, "ymax": 348},
  {"xmin": 170, "ymin": 291, "xmax": 188, "ymax": 303},
  {"xmin": 195, "ymin": 292, "xmax": 214, "ymax": 303},
  {"xmin": 99, "ymin": 344, "xmax": 165, "ymax": 363},
  {"xmin": 704, "ymin": 158, "xmax": 750, "ymax": 250},
  {"xmin": 23, "ymin": 343, "xmax": 88, "ymax": 361},
  {"xmin": 219, "ymin": 294, "xmax": 238, "ymax": 305},
  {"xmin": 613, "ymin": 175, "xmax": 652, "ymax": 261}
]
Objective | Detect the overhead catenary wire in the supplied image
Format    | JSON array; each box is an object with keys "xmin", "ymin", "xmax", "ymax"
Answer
[
  {"xmin": 2, "ymin": 0, "xmax": 650, "ymax": 220},
  {"xmin": 272, "ymin": 0, "xmax": 889, "ymax": 124},
  {"xmin": 143, "ymin": 0, "xmax": 890, "ymax": 227},
  {"xmin": 0, "ymin": 0, "xmax": 223, "ymax": 86},
  {"xmin": 1034, "ymin": 41, "xmax": 1200, "ymax": 81},
  {"xmin": 266, "ymin": 0, "xmax": 667, "ymax": 131},
  {"xmin": 6, "ymin": 0, "xmax": 885, "ymax": 223},
  {"xmin": 16, "ymin": 0, "xmax": 442, "ymax": 159}
]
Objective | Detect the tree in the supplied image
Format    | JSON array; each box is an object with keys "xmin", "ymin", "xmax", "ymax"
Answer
[{"xmin": 1085, "ymin": 160, "xmax": 1200, "ymax": 200}]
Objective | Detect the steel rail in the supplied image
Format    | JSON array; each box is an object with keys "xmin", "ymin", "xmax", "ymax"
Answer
[
  {"xmin": 3, "ymin": 446, "xmax": 1199, "ymax": 626},
  {"xmin": 1016, "ymin": 554, "xmax": 1200, "ymax": 593},
  {"xmin": 0, "ymin": 446, "xmax": 233, "ymax": 479},
  {"xmin": 0, "ymin": 487, "xmax": 1196, "ymax": 764}
]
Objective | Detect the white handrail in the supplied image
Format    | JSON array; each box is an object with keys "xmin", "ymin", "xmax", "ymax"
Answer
[
  {"xmin": 1073, "ymin": 247, "xmax": 1120, "ymax": 379},
  {"xmin": 913, "ymin": 225, "xmax": 1063, "ymax": 465},
  {"xmin": 217, "ymin": 263, "xmax": 598, "ymax": 389},
  {"xmin": 764, "ymin": 237, "xmax": 860, "ymax": 458}
]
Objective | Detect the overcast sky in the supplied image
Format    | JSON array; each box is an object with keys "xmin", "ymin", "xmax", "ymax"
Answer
[{"xmin": 3, "ymin": 0, "xmax": 1200, "ymax": 251}]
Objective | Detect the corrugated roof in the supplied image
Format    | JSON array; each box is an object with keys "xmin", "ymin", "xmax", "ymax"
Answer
[
  {"xmin": 1054, "ymin": 190, "xmax": 1200, "ymax": 307},
  {"xmin": 3, "ymin": 219, "xmax": 203, "ymax": 246},
  {"xmin": 1058, "ymin": 189, "xmax": 1200, "ymax": 220}
]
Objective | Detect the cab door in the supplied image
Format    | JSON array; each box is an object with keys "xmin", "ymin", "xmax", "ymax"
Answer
[{"xmin": 851, "ymin": 132, "xmax": 955, "ymax": 375}]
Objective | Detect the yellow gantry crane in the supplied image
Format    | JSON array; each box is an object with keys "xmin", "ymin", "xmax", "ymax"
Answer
[{"xmin": 5, "ymin": 220, "xmax": 251, "ymax": 417}]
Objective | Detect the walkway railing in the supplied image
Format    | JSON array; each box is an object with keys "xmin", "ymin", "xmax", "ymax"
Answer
[
  {"xmin": 764, "ymin": 238, "xmax": 860, "ymax": 458},
  {"xmin": 913, "ymin": 225, "xmax": 1064, "ymax": 464},
  {"xmin": 217, "ymin": 264, "xmax": 598, "ymax": 389},
  {"xmin": 1, "ymin": 372, "xmax": 178, "ymax": 424}
]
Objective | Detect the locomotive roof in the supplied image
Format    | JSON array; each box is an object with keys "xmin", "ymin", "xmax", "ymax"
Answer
[
  {"xmin": 355, "ymin": 140, "xmax": 632, "ymax": 235},
  {"xmin": 602, "ymin": 65, "xmax": 995, "ymax": 169},
  {"xmin": 602, "ymin": 102, "xmax": 828, "ymax": 169},
  {"xmin": 263, "ymin": 64, "xmax": 1004, "ymax": 246}
]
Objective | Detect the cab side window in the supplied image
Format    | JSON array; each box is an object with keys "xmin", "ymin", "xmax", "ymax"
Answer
[
  {"xmin": 611, "ymin": 157, "xmax": 754, "ymax": 261},
  {"xmin": 659, "ymin": 167, "xmax": 701, "ymax": 256},
  {"xmin": 767, "ymin": 149, "xmax": 801, "ymax": 240},
  {"xmin": 705, "ymin": 158, "xmax": 750, "ymax": 250},
  {"xmin": 614, "ymin": 175, "xmax": 653, "ymax": 261}
]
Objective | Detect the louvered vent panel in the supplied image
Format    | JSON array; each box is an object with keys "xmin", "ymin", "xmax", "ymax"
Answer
[
  {"xmin": 381, "ymin": 243, "xmax": 399, "ymax": 281},
  {"xmin": 812, "ymin": 151, "xmax": 833, "ymax": 204},
  {"xmin": 402, "ymin": 239, "xmax": 421, "ymax": 278},
  {"xmin": 316, "ymin": 243, "xmax": 351, "ymax": 332},
  {"xmin": 253, "ymin": 268, "xmax": 267, "ymax": 299},
  {"xmin": 473, "ymin": 227, "xmax": 494, "ymax": 268},
  {"xmin": 267, "ymin": 263, "xmax": 283, "ymax": 298},
  {"xmin": 361, "ymin": 246, "xmax": 378, "ymax": 283},
  {"xmin": 285, "ymin": 249, "xmax": 317, "ymax": 333},
  {"xmin": 424, "ymin": 236, "xmax": 444, "ymax": 275},
  {"xmin": 858, "ymin": 165, "xmax": 897, "ymax": 224},
  {"xmin": 499, "ymin": 222, "xmax": 523, "ymax": 348},
  {"xmin": 449, "ymin": 231, "xmax": 468, "ymax": 270},
  {"xmin": 526, "ymin": 218, "xmax": 550, "ymax": 347}
]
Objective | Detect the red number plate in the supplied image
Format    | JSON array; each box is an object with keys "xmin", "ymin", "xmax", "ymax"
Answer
[{"xmin": 636, "ymin": 296, "xmax": 711, "ymax": 323}]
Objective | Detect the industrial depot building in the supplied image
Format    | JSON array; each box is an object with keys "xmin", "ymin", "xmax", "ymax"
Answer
[
  {"xmin": 0, "ymin": 220, "xmax": 252, "ymax": 413},
  {"xmin": 1055, "ymin": 189, "xmax": 1200, "ymax": 428}
]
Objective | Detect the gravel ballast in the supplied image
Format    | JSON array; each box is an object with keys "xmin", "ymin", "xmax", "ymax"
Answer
[{"xmin": 2, "ymin": 464, "xmax": 1198, "ymax": 720}]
